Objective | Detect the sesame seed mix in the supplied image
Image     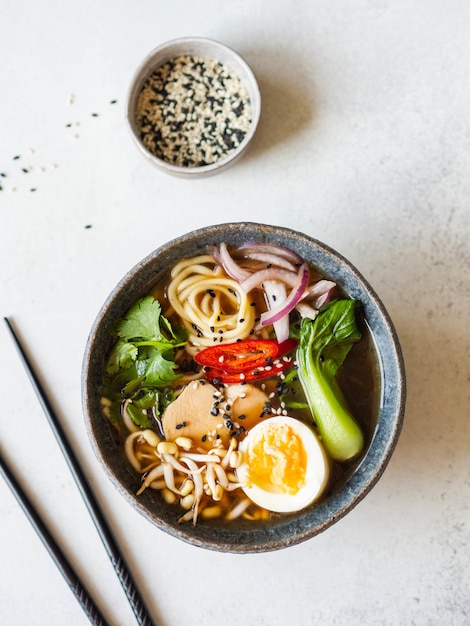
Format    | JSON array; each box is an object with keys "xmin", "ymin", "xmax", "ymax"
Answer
[{"xmin": 135, "ymin": 55, "xmax": 252, "ymax": 167}]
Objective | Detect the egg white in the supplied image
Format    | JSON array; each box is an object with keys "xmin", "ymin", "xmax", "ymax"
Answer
[{"xmin": 237, "ymin": 415, "xmax": 329, "ymax": 513}]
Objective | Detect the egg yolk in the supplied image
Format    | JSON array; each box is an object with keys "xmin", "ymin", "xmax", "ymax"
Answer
[{"xmin": 246, "ymin": 423, "xmax": 307, "ymax": 495}]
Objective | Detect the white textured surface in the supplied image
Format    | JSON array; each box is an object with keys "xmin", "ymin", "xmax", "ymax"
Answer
[{"xmin": 1, "ymin": 1, "xmax": 469, "ymax": 625}]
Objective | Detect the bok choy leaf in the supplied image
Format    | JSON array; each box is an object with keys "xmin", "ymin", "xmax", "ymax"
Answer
[{"xmin": 297, "ymin": 300, "xmax": 364, "ymax": 462}]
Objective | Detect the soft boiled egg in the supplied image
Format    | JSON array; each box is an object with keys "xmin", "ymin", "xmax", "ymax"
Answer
[{"xmin": 236, "ymin": 415, "xmax": 329, "ymax": 513}]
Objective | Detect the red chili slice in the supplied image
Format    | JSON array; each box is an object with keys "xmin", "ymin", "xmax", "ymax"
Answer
[
  {"xmin": 202, "ymin": 357, "xmax": 294, "ymax": 384},
  {"xmin": 194, "ymin": 338, "xmax": 297, "ymax": 373}
]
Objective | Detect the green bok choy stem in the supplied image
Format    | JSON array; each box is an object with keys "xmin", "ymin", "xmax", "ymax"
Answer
[{"xmin": 296, "ymin": 300, "xmax": 364, "ymax": 462}]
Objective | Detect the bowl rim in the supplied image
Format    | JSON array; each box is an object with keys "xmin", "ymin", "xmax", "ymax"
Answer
[
  {"xmin": 126, "ymin": 36, "xmax": 261, "ymax": 177},
  {"xmin": 82, "ymin": 222, "xmax": 406, "ymax": 553}
]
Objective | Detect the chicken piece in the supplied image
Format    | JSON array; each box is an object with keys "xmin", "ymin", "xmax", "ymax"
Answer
[
  {"xmin": 162, "ymin": 380, "xmax": 231, "ymax": 450},
  {"xmin": 225, "ymin": 384, "xmax": 272, "ymax": 432}
]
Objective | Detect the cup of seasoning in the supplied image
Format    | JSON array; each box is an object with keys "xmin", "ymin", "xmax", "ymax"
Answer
[{"xmin": 126, "ymin": 37, "xmax": 261, "ymax": 177}]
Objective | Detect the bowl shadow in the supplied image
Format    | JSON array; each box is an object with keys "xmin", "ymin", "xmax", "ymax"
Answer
[{"xmin": 244, "ymin": 68, "xmax": 315, "ymax": 160}]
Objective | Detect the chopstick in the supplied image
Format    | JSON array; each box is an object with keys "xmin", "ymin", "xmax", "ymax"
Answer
[
  {"xmin": 0, "ymin": 450, "xmax": 109, "ymax": 626},
  {"xmin": 3, "ymin": 317, "xmax": 156, "ymax": 626}
]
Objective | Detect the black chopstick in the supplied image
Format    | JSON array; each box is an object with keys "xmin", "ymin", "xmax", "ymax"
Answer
[
  {"xmin": 4, "ymin": 317, "xmax": 156, "ymax": 626},
  {"xmin": 0, "ymin": 450, "xmax": 109, "ymax": 626}
]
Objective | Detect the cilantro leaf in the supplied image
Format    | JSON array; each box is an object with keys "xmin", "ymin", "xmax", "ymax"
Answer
[
  {"xmin": 145, "ymin": 352, "xmax": 181, "ymax": 386},
  {"xmin": 106, "ymin": 339, "xmax": 138, "ymax": 375},
  {"xmin": 115, "ymin": 296, "xmax": 165, "ymax": 341},
  {"xmin": 102, "ymin": 295, "xmax": 188, "ymax": 433}
]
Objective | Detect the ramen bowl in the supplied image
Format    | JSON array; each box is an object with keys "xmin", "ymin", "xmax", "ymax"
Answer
[
  {"xmin": 126, "ymin": 37, "xmax": 261, "ymax": 177},
  {"xmin": 82, "ymin": 222, "xmax": 406, "ymax": 553}
]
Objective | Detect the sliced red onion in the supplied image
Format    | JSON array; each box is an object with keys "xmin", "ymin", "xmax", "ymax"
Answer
[
  {"xmin": 240, "ymin": 266, "xmax": 299, "ymax": 293},
  {"xmin": 305, "ymin": 279, "xmax": 335, "ymax": 309},
  {"xmin": 314, "ymin": 290, "xmax": 333, "ymax": 309},
  {"xmin": 208, "ymin": 242, "xmax": 250, "ymax": 282},
  {"xmin": 260, "ymin": 263, "xmax": 309, "ymax": 328},
  {"xmin": 303, "ymin": 279, "xmax": 336, "ymax": 298},
  {"xmin": 206, "ymin": 245, "xmax": 223, "ymax": 266},
  {"xmin": 295, "ymin": 302, "xmax": 320, "ymax": 320},
  {"xmin": 239, "ymin": 251, "xmax": 298, "ymax": 272},
  {"xmin": 263, "ymin": 280, "xmax": 290, "ymax": 343},
  {"xmin": 236, "ymin": 242, "xmax": 303, "ymax": 264}
]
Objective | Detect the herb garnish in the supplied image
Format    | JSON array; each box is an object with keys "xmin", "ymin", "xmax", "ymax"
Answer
[{"xmin": 103, "ymin": 296, "xmax": 187, "ymax": 430}]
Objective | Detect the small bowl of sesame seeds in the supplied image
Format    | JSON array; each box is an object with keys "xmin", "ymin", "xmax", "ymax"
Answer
[{"xmin": 126, "ymin": 37, "xmax": 261, "ymax": 177}]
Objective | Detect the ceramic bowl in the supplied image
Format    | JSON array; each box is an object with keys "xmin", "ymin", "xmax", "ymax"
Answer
[
  {"xmin": 82, "ymin": 223, "xmax": 406, "ymax": 553},
  {"xmin": 126, "ymin": 37, "xmax": 261, "ymax": 177}
]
